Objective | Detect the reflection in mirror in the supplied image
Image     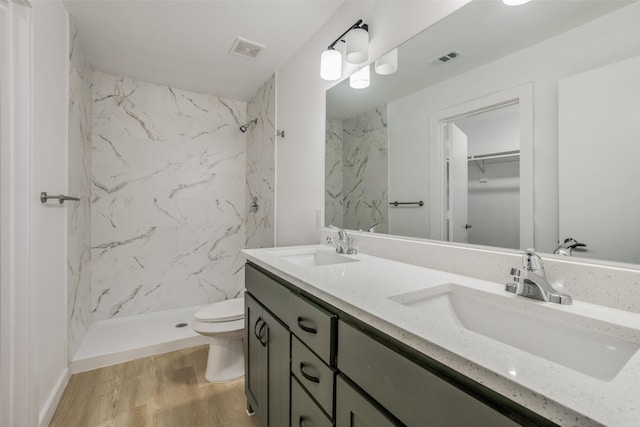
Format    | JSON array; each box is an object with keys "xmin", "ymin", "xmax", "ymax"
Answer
[
  {"xmin": 325, "ymin": 0, "xmax": 640, "ymax": 265},
  {"xmin": 445, "ymin": 103, "xmax": 520, "ymax": 249}
]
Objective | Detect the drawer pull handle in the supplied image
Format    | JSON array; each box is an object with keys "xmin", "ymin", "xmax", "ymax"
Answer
[
  {"xmin": 297, "ymin": 317, "xmax": 318, "ymax": 334},
  {"xmin": 299, "ymin": 362, "xmax": 320, "ymax": 383},
  {"xmin": 299, "ymin": 416, "xmax": 309, "ymax": 427}
]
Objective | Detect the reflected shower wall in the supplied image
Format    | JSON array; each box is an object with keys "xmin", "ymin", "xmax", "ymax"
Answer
[{"xmin": 325, "ymin": 105, "xmax": 389, "ymax": 233}]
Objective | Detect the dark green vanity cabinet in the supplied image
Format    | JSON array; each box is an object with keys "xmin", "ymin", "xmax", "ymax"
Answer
[
  {"xmin": 338, "ymin": 321, "xmax": 518, "ymax": 427},
  {"xmin": 336, "ymin": 375, "xmax": 401, "ymax": 427},
  {"xmin": 289, "ymin": 293, "xmax": 337, "ymax": 425},
  {"xmin": 245, "ymin": 262, "xmax": 555, "ymax": 427},
  {"xmin": 245, "ymin": 266, "xmax": 291, "ymax": 427}
]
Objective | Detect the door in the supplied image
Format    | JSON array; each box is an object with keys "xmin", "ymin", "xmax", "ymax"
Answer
[
  {"xmin": 336, "ymin": 375, "xmax": 401, "ymax": 427},
  {"xmin": 263, "ymin": 310, "xmax": 290, "ymax": 427},
  {"xmin": 245, "ymin": 293, "xmax": 266, "ymax": 423},
  {"xmin": 245, "ymin": 292, "xmax": 291, "ymax": 427},
  {"xmin": 447, "ymin": 122, "xmax": 469, "ymax": 243},
  {"xmin": 559, "ymin": 56, "xmax": 640, "ymax": 264}
]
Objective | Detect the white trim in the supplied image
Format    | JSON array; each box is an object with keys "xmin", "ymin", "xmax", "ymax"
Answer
[
  {"xmin": 38, "ymin": 368, "xmax": 69, "ymax": 427},
  {"xmin": 0, "ymin": 1, "xmax": 36, "ymax": 426},
  {"xmin": 428, "ymin": 83, "xmax": 534, "ymax": 249}
]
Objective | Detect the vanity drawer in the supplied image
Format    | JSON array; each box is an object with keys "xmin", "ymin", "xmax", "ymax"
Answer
[
  {"xmin": 245, "ymin": 264, "xmax": 290, "ymax": 322},
  {"xmin": 289, "ymin": 292, "xmax": 337, "ymax": 365},
  {"xmin": 291, "ymin": 376, "xmax": 332, "ymax": 427},
  {"xmin": 338, "ymin": 321, "xmax": 519, "ymax": 427},
  {"xmin": 336, "ymin": 375, "xmax": 401, "ymax": 427},
  {"xmin": 292, "ymin": 335, "xmax": 335, "ymax": 417}
]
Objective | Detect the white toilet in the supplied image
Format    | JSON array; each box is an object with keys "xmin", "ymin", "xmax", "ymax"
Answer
[{"xmin": 192, "ymin": 297, "xmax": 245, "ymax": 383}]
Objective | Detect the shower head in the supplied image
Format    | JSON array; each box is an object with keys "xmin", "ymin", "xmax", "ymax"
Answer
[{"xmin": 239, "ymin": 118, "xmax": 257, "ymax": 133}]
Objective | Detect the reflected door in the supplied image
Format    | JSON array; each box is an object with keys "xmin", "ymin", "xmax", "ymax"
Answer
[
  {"xmin": 447, "ymin": 122, "xmax": 469, "ymax": 243},
  {"xmin": 559, "ymin": 56, "xmax": 640, "ymax": 264}
]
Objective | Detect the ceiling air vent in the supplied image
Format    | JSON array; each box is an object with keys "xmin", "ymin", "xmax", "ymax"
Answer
[
  {"xmin": 429, "ymin": 50, "xmax": 462, "ymax": 67},
  {"xmin": 230, "ymin": 37, "xmax": 266, "ymax": 59}
]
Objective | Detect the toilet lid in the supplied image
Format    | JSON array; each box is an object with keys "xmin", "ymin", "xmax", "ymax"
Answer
[{"xmin": 194, "ymin": 298, "xmax": 244, "ymax": 322}]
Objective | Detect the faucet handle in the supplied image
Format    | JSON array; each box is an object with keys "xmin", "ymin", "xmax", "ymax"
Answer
[
  {"xmin": 329, "ymin": 225, "xmax": 347, "ymax": 241},
  {"xmin": 518, "ymin": 248, "xmax": 545, "ymax": 273}
]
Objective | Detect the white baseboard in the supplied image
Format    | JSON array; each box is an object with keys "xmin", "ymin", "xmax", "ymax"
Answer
[{"xmin": 39, "ymin": 367, "xmax": 70, "ymax": 427}]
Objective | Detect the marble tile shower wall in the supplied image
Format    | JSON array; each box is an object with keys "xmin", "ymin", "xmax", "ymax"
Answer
[
  {"xmin": 325, "ymin": 118, "xmax": 344, "ymax": 227},
  {"xmin": 246, "ymin": 75, "xmax": 275, "ymax": 249},
  {"xmin": 91, "ymin": 72, "xmax": 247, "ymax": 320},
  {"xmin": 68, "ymin": 22, "xmax": 93, "ymax": 357},
  {"xmin": 342, "ymin": 105, "xmax": 389, "ymax": 233}
]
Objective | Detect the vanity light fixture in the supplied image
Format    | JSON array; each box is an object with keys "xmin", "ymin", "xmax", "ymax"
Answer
[
  {"xmin": 503, "ymin": 0, "xmax": 532, "ymax": 5},
  {"xmin": 320, "ymin": 19, "xmax": 369, "ymax": 81},
  {"xmin": 350, "ymin": 65, "xmax": 370, "ymax": 89},
  {"xmin": 375, "ymin": 48, "xmax": 398, "ymax": 75}
]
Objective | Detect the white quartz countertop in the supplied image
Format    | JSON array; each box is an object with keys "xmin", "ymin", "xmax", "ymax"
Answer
[{"xmin": 242, "ymin": 245, "xmax": 640, "ymax": 427}]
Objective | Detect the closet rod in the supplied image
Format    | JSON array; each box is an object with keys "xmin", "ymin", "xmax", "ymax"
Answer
[{"xmin": 467, "ymin": 150, "xmax": 520, "ymax": 162}]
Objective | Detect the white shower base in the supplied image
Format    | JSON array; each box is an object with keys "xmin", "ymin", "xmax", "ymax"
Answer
[{"xmin": 71, "ymin": 305, "xmax": 211, "ymax": 373}]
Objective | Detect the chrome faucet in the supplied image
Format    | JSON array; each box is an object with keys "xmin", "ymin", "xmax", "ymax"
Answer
[
  {"xmin": 553, "ymin": 238, "xmax": 586, "ymax": 256},
  {"xmin": 505, "ymin": 249, "xmax": 572, "ymax": 305},
  {"xmin": 359, "ymin": 222, "xmax": 379, "ymax": 233},
  {"xmin": 328, "ymin": 225, "xmax": 357, "ymax": 255}
]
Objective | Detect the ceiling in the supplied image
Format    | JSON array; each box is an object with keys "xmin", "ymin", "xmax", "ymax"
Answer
[
  {"xmin": 327, "ymin": 0, "xmax": 634, "ymax": 119},
  {"xmin": 62, "ymin": 0, "xmax": 344, "ymax": 101}
]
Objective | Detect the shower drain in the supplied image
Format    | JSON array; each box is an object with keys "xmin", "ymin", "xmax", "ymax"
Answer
[{"xmin": 174, "ymin": 323, "xmax": 188, "ymax": 328}]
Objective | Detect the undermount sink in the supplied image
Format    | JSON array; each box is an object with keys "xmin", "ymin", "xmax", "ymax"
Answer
[
  {"xmin": 277, "ymin": 249, "xmax": 359, "ymax": 267},
  {"xmin": 389, "ymin": 284, "xmax": 639, "ymax": 381}
]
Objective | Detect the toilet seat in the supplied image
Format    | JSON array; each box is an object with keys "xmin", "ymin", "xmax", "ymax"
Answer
[{"xmin": 195, "ymin": 298, "xmax": 244, "ymax": 323}]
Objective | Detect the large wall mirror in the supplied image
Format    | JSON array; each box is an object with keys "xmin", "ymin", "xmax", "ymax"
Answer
[{"xmin": 325, "ymin": 0, "xmax": 640, "ymax": 266}]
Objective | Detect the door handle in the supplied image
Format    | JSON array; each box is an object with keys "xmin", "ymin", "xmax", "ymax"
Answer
[
  {"xmin": 254, "ymin": 317, "xmax": 263, "ymax": 342},
  {"xmin": 257, "ymin": 320, "xmax": 268, "ymax": 347},
  {"xmin": 465, "ymin": 224, "xmax": 472, "ymax": 229}
]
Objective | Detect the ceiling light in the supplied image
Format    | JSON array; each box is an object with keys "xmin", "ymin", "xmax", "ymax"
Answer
[
  {"xmin": 350, "ymin": 65, "xmax": 370, "ymax": 89},
  {"xmin": 375, "ymin": 48, "xmax": 398, "ymax": 75},
  {"xmin": 320, "ymin": 19, "xmax": 369, "ymax": 80},
  {"xmin": 320, "ymin": 49, "xmax": 342, "ymax": 81},
  {"xmin": 503, "ymin": 0, "xmax": 532, "ymax": 6}
]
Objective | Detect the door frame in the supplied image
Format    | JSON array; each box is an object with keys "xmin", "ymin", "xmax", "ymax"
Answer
[
  {"xmin": 0, "ymin": 1, "xmax": 36, "ymax": 425},
  {"xmin": 428, "ymin": 83, "xmax": 534, "ymax": 249}
]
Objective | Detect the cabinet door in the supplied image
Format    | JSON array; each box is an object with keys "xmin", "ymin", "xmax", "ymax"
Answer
[
  {"xmin": 336, "ymin": 375, "xmax": 401, "ymax": 427},
  {"xmin": 292, "ymin": 377, "xmax": 333, "ymax": 427},
  {"xmin": 263, "ymin": 309, "xmax": 290, "ymax": 427},
  {"xmin": 245, "ymin": 293, "xmax": 266, "ymax": 424}
]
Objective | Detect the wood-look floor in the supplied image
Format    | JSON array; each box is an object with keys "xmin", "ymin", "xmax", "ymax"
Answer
[{"xmin": 50, "ymin": 345, "xmax": 260, "ymax": 427}]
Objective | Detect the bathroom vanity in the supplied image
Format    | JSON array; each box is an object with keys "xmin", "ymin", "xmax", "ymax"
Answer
[{"xmin": 243, "ymin": 245, "xmax": 640, "ymax": 427}]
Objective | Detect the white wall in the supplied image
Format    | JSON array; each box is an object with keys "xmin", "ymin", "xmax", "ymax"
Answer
[
  {"xmin": 468, "ymin": 159, "xmax": 520, "ymax": 249},
  {"xmin": 275, "ymin": 0, "xmax": 470, "ymax": 246},
  {"xmin": 454, "ymin": 104, "xmax": 519, "ymax": 157},
  {"xmin": 387, "ymin": 1, "xmax": 640, "ymax": 252},
  {"xmin": 31, "ymin": 1, "xmax": 70, "ymax": 424}
]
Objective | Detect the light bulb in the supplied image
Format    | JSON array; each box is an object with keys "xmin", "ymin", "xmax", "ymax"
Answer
[
  {"xmin": 320, "ymin": 49, "xmax": 342, "ymax": 81},
  {"xmin": 349, "ymin": 65, "xmax": 370, "ymax": 89},
  {"xmin": 503, "ymin": 0, "xmax": 531, "ymax": 6},
  {"xmin": 345, "ymin": 27, "xmax": 369, "ymax": 64},
  {"xmin": 375, "ymin": 49, "xmax": 398, "ymax": 75}
]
